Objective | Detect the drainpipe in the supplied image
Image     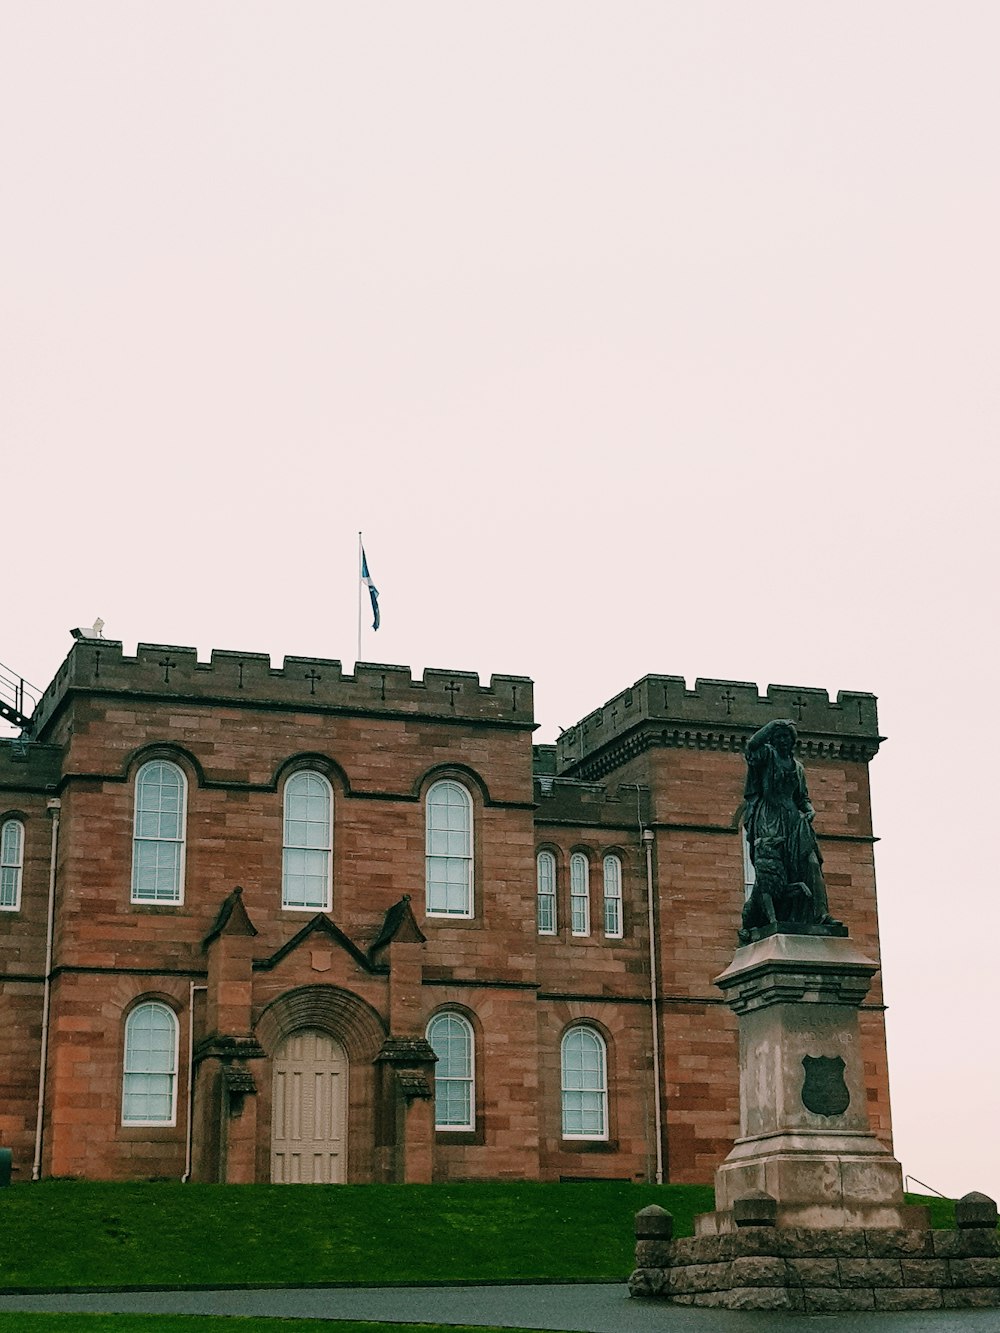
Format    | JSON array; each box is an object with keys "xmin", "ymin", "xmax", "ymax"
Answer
[
  {"xmin": 32, "ymin": 798, "xmax": 60, "ymax": 1181},
  {"xmin": 643, "ymin": 827, "xmax": 664, "ymax": 1185},
  {"xmin": 182, "ymin": 983, "xmax": 207, "ymax": 1182}
]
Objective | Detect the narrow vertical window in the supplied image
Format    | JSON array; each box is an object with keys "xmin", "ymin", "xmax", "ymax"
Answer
[
  {"xmin": 425, "ymin": 781, "xmax": 473, "ymax": 917},
  {"xmin": 427, "ymin": 1012, "xmax": 475, "ymax": 1130},
  {"xmin": 561, "ymin": 1026, "xmax": 608, "ymax": 1140},
  {"xmin": 603, "ymin": 854, "xmax": 623, "ymax": 938},
  {"xmin": 282, "ymin": 771, "xmax": 333, "ymax": 909},
  {"xmin": 0, "ymin": 819, "xmax": 24, "ymax": 910},
  {"xmin": 741, "ymin": 826, "xmax": 756, "ymax": 901},
  {"xmin": 536, "ymin": 850, "xmax": 557, "ymax": 935},
  {"xmin": 131, "ymin": 761, "xmax": 186, "ymax": 903},
  {"xmin": 570, "ymin": 852, "xmax": 590, "ymax": 936},
  {"xmin": 122, "ymin": 1002, "xmax": 179, "ymax": 1125}
]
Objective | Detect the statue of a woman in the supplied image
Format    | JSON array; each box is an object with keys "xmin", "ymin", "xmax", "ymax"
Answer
[{"xmin": 741, "ymin": 719, "xmax": 836, "ymax": 936}]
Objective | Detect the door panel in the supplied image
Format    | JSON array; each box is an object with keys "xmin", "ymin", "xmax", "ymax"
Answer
[{"xmin": 270, "ymin": 1029, "xmax": 347, "ymax": 1183}]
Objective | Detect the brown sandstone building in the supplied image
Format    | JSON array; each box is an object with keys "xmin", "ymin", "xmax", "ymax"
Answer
[{"xmin": 0, "ymin": 639, "xmax": 892, "ymax": 1185}]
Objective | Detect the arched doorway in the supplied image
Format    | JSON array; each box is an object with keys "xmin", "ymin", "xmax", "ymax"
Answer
[{"xmin": 270, "ymin": 1028, "xmax": 348, "ymax": 1183}]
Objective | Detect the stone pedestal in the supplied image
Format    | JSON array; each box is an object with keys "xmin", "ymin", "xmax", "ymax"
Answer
[{"xmin": 699, "ymin": 934, "xmax": 925, "ymax": 1234}]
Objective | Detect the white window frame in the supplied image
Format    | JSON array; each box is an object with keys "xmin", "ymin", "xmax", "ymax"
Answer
[
  {"xmin": 121, "ymin": 1001, "xmax": 179, "ymax": 1126},
  {"xmin": 281, "ymin": 770, "xmax": 334, "ymax": 911},
  {"xmin": 427, "ymin": 1011, "xmax": 475, "ymax": 1131},
  {"xmin": 131, "ymin": 760, "xmax": 187, "ymax": 905},
  {"xmin": 570, "ymin": 852, "xmax": 590, "ymax": 936},
  {"xmin": 602, "ymin": 853, "xmax": 623, "ymax": 939},
  {"xmin": 536, "ymin": 850, "xmax": 557, "ymax": 935},
  {"xmin": 560, "ymin": 1025, "xmax": 609, "ymax": 1141},
  {"xmin": 425, "ymin": 780, "xmax": 474, "ymax": 918},
  {"xmin": 0, "ymin": 818, "xmax": 24, "ymax": 911}
]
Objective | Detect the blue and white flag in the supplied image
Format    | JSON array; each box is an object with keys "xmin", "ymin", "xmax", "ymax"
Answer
[{"xmin": 361, "ymin": 546, "xmax": 380, "ymax": 630}]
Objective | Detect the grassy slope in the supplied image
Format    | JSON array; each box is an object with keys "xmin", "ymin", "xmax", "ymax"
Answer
[{"xmin": 1, "ymin": 1180, "xmax": 714, "ymax": 1290}]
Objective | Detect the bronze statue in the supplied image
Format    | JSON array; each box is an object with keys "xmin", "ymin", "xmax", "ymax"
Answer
[{"xmin": 740, "ymin": 719, "xmax": 843, "ymax": 942}]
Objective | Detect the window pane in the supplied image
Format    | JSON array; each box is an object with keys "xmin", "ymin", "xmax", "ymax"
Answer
[
  {"xmin": 561, "ymin": 1028, "xmax": 607, "ymax": 1139},
  {"xmin": 0, "ymin": 866, "xmax": 18, "ymax": 908},
  {"xmin": 0, "ymin": 821, "xmax": 23, "ymax": 910},
  {"xmin": 537, "ymin": 852, "xmax": 556, "ymax": 934},
  {"xmin": 603, "ymin": 855, "xmax": 622, "ymax": 937},
  {"xmin": 123, "ymin": 1004, "xmax": 177, "ymax": 1124},
  {"xmin": 427, "ymin": 1013, "xmax": 474, "ymax": 1129},
  {"xmin": 132, "ymin": 763, "xmax": 185, "ymax": 903},
  {"xmin": 132, "ymin": 840, "xmax": 182, "ymax": 902},
  {"xmin": 1, "ymin": 819, "xmax": 23, "ymax": 866},
  {"xmin": 282, "ymin": 773, "xmax": 332, "ymax": 907},
  {"xmin": 570, "ymin": 854, "xmax": 589, "ymax": 935},
  {"xmin": 426, "ymin": 783, "xmax": 472, "ymax": 916}
]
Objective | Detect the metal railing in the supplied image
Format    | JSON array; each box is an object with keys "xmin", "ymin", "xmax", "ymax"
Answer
[
  {"xmin": 904, "ymin": 1175, "xmax": 951, "ymax": 1199},
  {"xmin": 0, "ymin": 660, "xmax": 40, "ymax": 731}
]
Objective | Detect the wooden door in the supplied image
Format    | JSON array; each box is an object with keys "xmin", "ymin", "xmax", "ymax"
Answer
[{"xmin": 270, "ymin": 1028, "xmax": 348, "ymax": 1183}]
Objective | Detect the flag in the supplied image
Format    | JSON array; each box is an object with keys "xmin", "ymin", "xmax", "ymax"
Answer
[{"xmin": 361, "ymin": 546, "xmax": 380, "ymax": 630}]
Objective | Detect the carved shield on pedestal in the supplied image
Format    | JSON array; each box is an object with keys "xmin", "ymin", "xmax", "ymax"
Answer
[{"xmin": 801, "ymin": 1055, "xmax": 850, "ymax": 1116}]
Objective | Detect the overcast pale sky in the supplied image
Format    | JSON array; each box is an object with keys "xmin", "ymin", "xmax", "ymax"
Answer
[{"xmin": 2, "ymin": 2, "xmax": 998, "ymax": 1201}]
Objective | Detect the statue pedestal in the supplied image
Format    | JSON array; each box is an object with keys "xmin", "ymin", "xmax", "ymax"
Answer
[{"xmin": 697, "ymin": 934, "xmax": 926, "ymax": 1235}]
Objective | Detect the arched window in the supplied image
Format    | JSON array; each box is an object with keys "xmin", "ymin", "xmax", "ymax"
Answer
[
  {"xmin": 570, "ymin": 852, "xmax": 590, "ymax": 936},
  {"xmin": 536, "ymin": 850, "xmax": 557, "ymax": 934},
  {"xmin": 603, "ymin": 854, "xmax": 623, "ymax": 938},
  {"xmin": 282, "ymin": 771, "xmax": 333, "ymax": 910},
  {"xmin": 561, "ymin": 1026, "xmax": 608, "ymax": 1140},
  {"xmin": 122, "ymin": 1002, "xmax": 179, "ymax": 1125},
  {"xmin": 425, "ymin": 780, "xmax": 473, "ymax": 917},
  {"xmin": 427, "ymin": 1011, "xmax": 475, "ymax": 1130},
  {"xmin": 131, "ymin": 761, "xmax": 187, "ymax": 903},
  {"xmin": 0, "ymin": 819, "xmax": 24, "ymax": 911}
]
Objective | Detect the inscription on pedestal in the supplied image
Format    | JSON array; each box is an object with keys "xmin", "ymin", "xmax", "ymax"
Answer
[{"xmin": 801, "ymin": 1055, "xmax": 850, "ymax": 1116}]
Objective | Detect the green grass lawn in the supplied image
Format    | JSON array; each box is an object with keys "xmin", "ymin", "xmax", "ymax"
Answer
[
  {"xmin": 1, "ymin": 1179, "xmax": 713, "ymax": 1291},
  {"xmin": 0, "ymin": 1180, "xmax": 962, "ymax": 1295},
  {"xmin": 0, "ymin": 1320, "xmax": 542, "ymax": 1333}
]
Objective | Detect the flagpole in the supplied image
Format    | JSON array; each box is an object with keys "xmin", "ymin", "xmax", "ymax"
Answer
[{"xmin": 357, "ymin": 531, "xmax": 363, "ymax": 664}]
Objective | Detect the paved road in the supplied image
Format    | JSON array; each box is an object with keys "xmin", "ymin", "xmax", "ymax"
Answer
[{"xmin": 1, "ymin": 1283, "xmax": 999, "ymax": 1331}]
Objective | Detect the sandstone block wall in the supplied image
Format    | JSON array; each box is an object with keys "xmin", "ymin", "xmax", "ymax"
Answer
[{"xmin": 0, "ymin": 644, "xmax": 892, "ymax": 1184}]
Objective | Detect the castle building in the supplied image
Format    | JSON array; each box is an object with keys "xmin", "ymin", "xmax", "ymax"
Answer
[{"xmin": 0, "ymin": 639, "xmax": 892, "ymax": 1184}]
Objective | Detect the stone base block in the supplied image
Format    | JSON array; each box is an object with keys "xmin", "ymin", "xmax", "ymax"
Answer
[
  {"xmin": 711, "ymin": 1137, "xmax": 914, "ymax": 1228},
  {"xmin": 628, "ymin": 1228, "xmax": 1000, "ymax": 1312},
  {"xmin": 698, "ymin": 1201, "xmax": 931, "ymax": 1234}
]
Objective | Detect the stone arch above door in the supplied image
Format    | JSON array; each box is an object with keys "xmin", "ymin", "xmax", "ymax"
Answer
[{"xmin": 255, "ymin": 984, "xmax": 386, "ymax": 1063}]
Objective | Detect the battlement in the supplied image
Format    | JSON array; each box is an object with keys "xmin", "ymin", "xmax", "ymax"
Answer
[
  {"xmin": 556, "ymin": 675, "xmax": 881, "ymax": 778},
  {"xmin": 29, "ymin": 641, "xmax": 534, "ymax": 736}
]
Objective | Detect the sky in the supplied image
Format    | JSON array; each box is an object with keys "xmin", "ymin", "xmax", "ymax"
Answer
[{"xmin": 2, "ymin": 2, "xmax": 998, "ymax": 1201}]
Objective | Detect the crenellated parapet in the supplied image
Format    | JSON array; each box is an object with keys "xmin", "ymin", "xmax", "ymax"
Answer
[
  {"xmin": 29, "ymin": 641, "xmax": 534, "ymax": 737},
  {"xmin": 556, "ymin": 675, "xmax": 882, "ymax": 781}
]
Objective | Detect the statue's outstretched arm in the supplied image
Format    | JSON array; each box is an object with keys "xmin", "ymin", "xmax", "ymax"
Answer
[{"xmin": 746, "ymin": 719, "xmax": 786, "ymax": 759}]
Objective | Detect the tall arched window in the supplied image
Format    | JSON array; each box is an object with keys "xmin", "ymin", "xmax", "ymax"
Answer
[
  {"xmin": 561, "ymin": 1025, "xmax": 608, "ymax": 1140},
  {"xmin": 282, "ymin": 771, "xmax": 333, "ymax": 910},
  {"xmin": 570, "ymin": 852, "xmax": 590, "ymax": 936},
  {"xmin": 536, "ymin": 850, "xmax": 557, "ymax": 934},
  {"xmin": 0, "ymin": 819, "xmax": 24, "ymax": 911},
  {"xmin": 122, "ymin": 1002, "xmax": 179, "ymax": 1125},
  {"xmin": 427, "ymin": 1011, "xmax": 475, "ymax": 1130},
  {"xmin": 425, "ymin": 780, "xmax": 473, "ymax": 917},
  {"xmin": 603, "ymin": 854, "xmax": 623, "ymax": 938},
  {"xmin": 131, "ymin": 761, "xmax": 187, "ymax": 903}
]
